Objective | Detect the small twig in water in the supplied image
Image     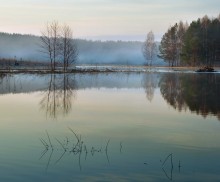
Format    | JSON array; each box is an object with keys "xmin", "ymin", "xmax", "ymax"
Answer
[
  {"xmin": 105, "ymin": 139, "xmax": 110, "ymax": 164},
  {"xmin": 39, "ymin": 138, "xmax": 49, "ymax": 149},
  {"xmin": 178, "ymin": 160, "xmax": 181, "ymax": 173},
  {"xmin": 105, "ymin": 139, "xmax": 110, "ymax": 151},
  {"xmin": 68, "ymin": 127, "xmax": 80, "ymax": 143},
  {"xmin": 55, "ymin": 138, "xmax": 67, "ymax": 151},
  {"xmin": 66, "ymin": 136, "xmax": 69, "ymax": 145},
  {"xmin": 162, "ymin": 153, "xmax": 173, "ymax": 168},
  {"xmin": 39, "ymin": 148, "xmax": 48, "ymax": 160},
  {"xmin": 46, "ymin": 130, "xmax": 53, "ymax": 150},
  {"xmin": 55, "ymin": 151, "xmax": 66, "ymax": 164},
  {"xmin": 45, "ymin": 150, "xmax": 53, "ymax": 172},
  {"xmin": 120, "ymin": 142, "xmax": 123, "ymax": 153},
  {"xmin": 162, "ymin": 166, "xmax": 173, "ymax": 181}
]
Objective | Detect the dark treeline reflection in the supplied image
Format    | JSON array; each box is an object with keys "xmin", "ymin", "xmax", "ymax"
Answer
[
  {"xmin": 159, "ymin": 73, "xmax": 220, "ymax": 120},
  {"xmin": 0, "ymin": 73, "xmax": 23, "ymax": 93},
  {"xmin": 39, "ymin": 74, "xmax": 77, "ymax": 119},
  {"xmin": 1, "ymin": 72, "xmax": 220, "ymax": 120}
]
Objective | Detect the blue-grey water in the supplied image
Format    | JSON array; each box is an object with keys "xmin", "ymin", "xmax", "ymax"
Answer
[{"xmin": 0, "ymin": 72, "xmax": 220, "ymax": 181}]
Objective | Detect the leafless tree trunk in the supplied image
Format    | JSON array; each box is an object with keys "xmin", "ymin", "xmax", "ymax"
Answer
[
  {"xmin": 40, "ymin": 21, "xmax": 78, "ymax": 72},
  {"xmin": 142, "ymin": 31, "xmax": 157, "ymax": 66},
  {"xmin": 51, "ymin": 21, "xmax": 60, "ymax": 71},
  {"xmin": 40, "ymin": 23, "xmax": 53, "ymax": 70},
  {"xmin": 60, "ymin": 25, "xmax": 78, "ymax": 72},
  {"xmin": 40, "ymin": 21, "xmax": 60, "ymax": 71}
]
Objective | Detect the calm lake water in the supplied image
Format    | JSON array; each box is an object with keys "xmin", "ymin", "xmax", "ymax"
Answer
[{"xmin": 0, "ymin": 72, "xmax": 220, "ymax": 182}]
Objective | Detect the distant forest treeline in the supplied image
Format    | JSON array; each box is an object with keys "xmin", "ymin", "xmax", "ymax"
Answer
[
  {"xmin": 182, "ymin": 15, "xmax": 220, "ymax": 66},
  {"xmin": 159, "ymin": 14, "xmax": 220, "ymax": 67},
  {"xmin": 0, "ymin": 32, "xmax": 164, "ymax": 66}
]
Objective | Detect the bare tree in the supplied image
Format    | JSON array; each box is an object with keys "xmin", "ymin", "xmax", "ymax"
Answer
[
  {"xmin": 40, "ymin": 21, "xmax": 77, "ymax": 72},
  {"xmin": 60, "ymin": 24, "xmax": 78, "ymax": 72},
  {"xmin": 40, "ymin": 23, "xmax": 53, "ymax": 70},
  {"xmin": 142, "ymin": 31, "xmax": 157, "ymax": 66},
  {"xmin": 51, "ymin": 21, "xmax": 60, "ymax": 70},
  {"xmin": 40, "ymin": 21, "xmax": 60, "ymax": 71}
]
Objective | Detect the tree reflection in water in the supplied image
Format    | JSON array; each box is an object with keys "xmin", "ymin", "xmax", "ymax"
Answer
[
  {"xmin": 142, "ymin": 72, "xmax": 158, "ymax": 102},
  {"xmin": 0, "ymin": 73, "xmax": 22, "ymax": 93},
  {"xmin": 40, "ymin": 74, "xmax": 77, "ymax": 119},
  {"xmin": 1, "ymin": 72, "xmax": 220, "ymax": 120},
  {"xmin": 159, "ymin": 73, "xmax": 220, "ymax": 120}
]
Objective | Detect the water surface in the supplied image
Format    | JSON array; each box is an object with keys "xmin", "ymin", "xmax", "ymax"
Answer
[{"xmin": 0, "ymin": 72, "xmax": 220, "ymax": 181}]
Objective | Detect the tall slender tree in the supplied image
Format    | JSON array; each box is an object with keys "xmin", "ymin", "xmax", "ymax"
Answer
[
  {"xmin": 40, "ymin": 23, "xmax": 54, "ymax": 70},
  {"xmin": 201, "ymin": 15, "xmax": 210, "ymax": 66},
  {"xmin": 50, "ymin": 21, "xmax": 60, "ymax": 70},
  {"xmin": 60, "ymin": 24, "xmax": 78, "ymax": 72},
  {"xmin": 40, "ymin": 21, "xmax": 60, "ymax": 71},
  {"xmin": 176, "ymin": 21, "xmax": 188, "ymax": 66},
  {"xmin": 181, "ymin": 20, "xmax": 201, "ymax": 66},
  {"xmin": 159, "ymin": 24, "xmax": 178, "ymax": 67},
  {"xmin": 142, "ymin": 31, "xmax": 157, "ymax": 66}
]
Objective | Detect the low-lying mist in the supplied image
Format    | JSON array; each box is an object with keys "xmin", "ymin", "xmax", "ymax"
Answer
[{"xmin": 0, "ymin": 32, "xmax": 165, "ymax": 65}]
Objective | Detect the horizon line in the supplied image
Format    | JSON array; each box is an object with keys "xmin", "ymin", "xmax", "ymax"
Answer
[{"xmin": 0, "ymin": 31, "xmax": 162, "ymax": 42}]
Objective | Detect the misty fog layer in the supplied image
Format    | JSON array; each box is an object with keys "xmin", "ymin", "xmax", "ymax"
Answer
[{"xmin": 0, "ymin": 32, "xmax": 165, "ymax": 65}]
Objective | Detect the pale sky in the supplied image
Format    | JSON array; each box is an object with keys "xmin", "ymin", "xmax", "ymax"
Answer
[{"xmin": 0, "ymin": 0, "xmax": 219, "ymax": 41}]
